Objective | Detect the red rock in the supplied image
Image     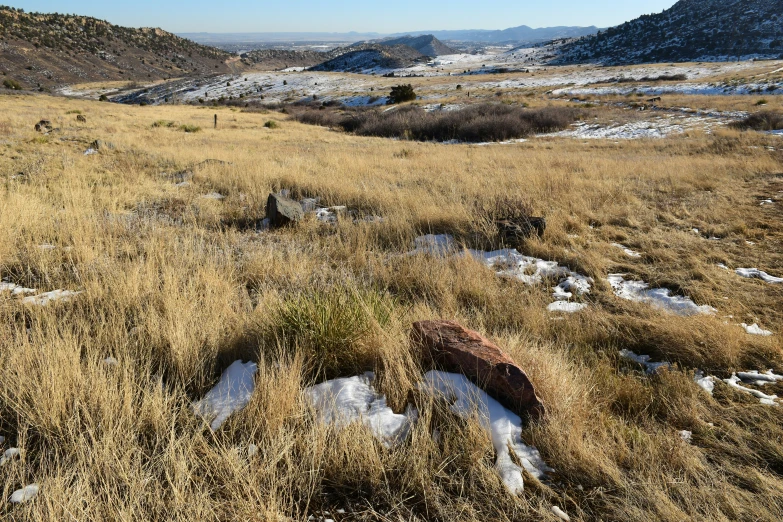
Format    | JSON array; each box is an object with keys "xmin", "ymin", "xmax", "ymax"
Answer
[{"xmin": 412, "ymin": 320, "xmax": 544, "ymax": 420}]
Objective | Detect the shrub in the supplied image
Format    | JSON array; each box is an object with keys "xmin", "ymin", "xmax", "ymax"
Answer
[
  {"xmin": 3, "ymin": 79, "xmax": 22, "ymax": 90},
  {"xmin": 388, "ymin": 84, "xmax": 416, "ymax": 104},
  {"xmin": 152, "ymin": 120, "xmax": 176, "ymax": 128},
  {"xmin": 264, "ymin": 120, "xmax": 279, "ymax": 129},
  {"xmin": 179, "ymin": 124, "xmax": 201, "ymax": 133},
  {"xmin": 731, "ymin": 111, "xmax": 783, "ymax": 131},
  {"xmin": 99, "ymin": 94, "xmax": 108, "ymax": 102},
  {"xmin": 755, "ymin": 99, "xmax": 768, "ymax": 106},
  {"xmin": 292, "ymin": 103, "xmax": 580, "ymax": 143}
]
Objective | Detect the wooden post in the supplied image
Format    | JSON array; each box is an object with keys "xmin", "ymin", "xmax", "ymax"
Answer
[{"xmin": 214, "ymin": 114, "xmax": 217, "ymax": 129}]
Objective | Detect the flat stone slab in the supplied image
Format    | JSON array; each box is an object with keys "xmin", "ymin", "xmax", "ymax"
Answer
[{"xmin": 412, "ymin": 320, "xmax": 544, "ymax": 420}]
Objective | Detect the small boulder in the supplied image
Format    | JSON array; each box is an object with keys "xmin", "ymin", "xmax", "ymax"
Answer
[
  {"xmin": 90, "ymin": 139, "xmax": 115, "ymax": 151},
  {"xmin": 266, "ymin": 193, "xmax": 304, "ymax": 228},
  {"xmin": 412, "ymin": 320, "xmax": 544, "ymax": 420},
  {"xmin": 497, "ymin": 216, "xmax": 546, "ymax": 243},
  {"xmin": 34, "ymin": 120, "xmax": 53, "ymax": 132}
]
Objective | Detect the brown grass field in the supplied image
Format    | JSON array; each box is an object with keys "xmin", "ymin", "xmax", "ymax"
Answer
[{"xmin": 1, "ymin": 90, "xmax": 783, "ymax": 521}]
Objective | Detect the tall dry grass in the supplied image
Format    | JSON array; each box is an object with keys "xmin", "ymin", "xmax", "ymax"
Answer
[{"xmin": 0, "ymin": 92, "xmax": 782, "ymax": 520}]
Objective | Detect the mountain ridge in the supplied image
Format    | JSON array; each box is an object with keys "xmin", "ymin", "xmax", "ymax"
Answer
[
  {"xmin": 555, "ymin": 0, "xmax": 783, "ymax": 65},
  {"xmin": 0, "ymin": 5, "xmax": 232, "ymax": 89}
]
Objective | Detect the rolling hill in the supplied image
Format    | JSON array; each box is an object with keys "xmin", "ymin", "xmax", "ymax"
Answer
[
  {"xmin": 0, "ymin": 6, "xmax": 232, "ymax": 90},
  {"xmin": 378, "ymin": 35, "xmax": 456, "ymax": 57},
  {"xmin": 555, "ymin": 0, "xmax": 783, "ymax": 65}
]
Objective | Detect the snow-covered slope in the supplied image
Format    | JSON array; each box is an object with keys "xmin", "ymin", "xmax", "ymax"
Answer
[{"xmin": 556, "ymin": 0, "xmax": 783, "ymax": 65}]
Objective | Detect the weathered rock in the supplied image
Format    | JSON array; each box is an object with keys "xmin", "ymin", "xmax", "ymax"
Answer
[
  {"xmin": 34, "ymin": 120, "xmax": 53, "ymax": 132},
  {"xmin": 90, "ymin": 139, "xmax": 115, "ymax": 151},
  {"xmin": 266, "ymin": 193, "xmax": 304, "ymax": 228},
  {"xmin": 76, "ymin": 115, "xmax": 87, "ymax": 123},
  {"xmin": 497, "ymin": 216, "xmax": 546, "ymax": 243},
  {"xmin": 412, "ymin": 320, "xmax": 544, "ymax": 419}
]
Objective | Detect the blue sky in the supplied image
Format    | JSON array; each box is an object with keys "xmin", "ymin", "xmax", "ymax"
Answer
[{"xmin": 8, "ymin": 1, "xmax": 679, "ymax": 33}]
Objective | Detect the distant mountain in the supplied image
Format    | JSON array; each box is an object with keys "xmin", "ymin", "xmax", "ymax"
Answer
[
  {"xmin": 556, "ymin": 0, "xmax": 783, "ymax": 65},
  {"xmin": 377, "ymin": 35, "xmax": 456, "ymax": 57},
  {"xmin": 181, "ymin": 25, "xmax": 600, "ymax": 48},
  {"xmin": 180, "ymin": 32, "xmax": 383, "ymax": 45},
  {"xmin": 401, "ymin": 25, "xmax": 600, "ymax": 44},
  {"xmin": 0, "ymin": 6, "xmax": 231, "ymax": 89}
]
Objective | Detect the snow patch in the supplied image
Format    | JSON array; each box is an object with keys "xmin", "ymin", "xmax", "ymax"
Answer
[
  {"xmin": 0, "ymin": 281, "xmax": 37, "ymax": 296},
  {"xmin": 736, "ymin": 268, "xmax": 783, "ymax": 284},
  {"xmin": 547, "ymin": 301, "xmax": 587, "ymax": 313},
  {"xmin": 10, "ymin": 484, "xmax": 39, "ymax": 503},
  {"xmin": 724, "ymin": 374, "xmax": 779, "ymax": 406},
  {"xmin": 22, "ymin": 289, "xmax": 82, "ymax": 306},
  {"xmin": 695, "ymin": 371, "xmax": 715, "ymax": 395},
  {"xmin": 419, "ymin": 370, "xmax": 552, "ymax": 494},
  {"xmin": 192, "ymin": 360, "xmax": 258, "ymax": 430},
  {"xmin": 737, "ymin": 370, "xmax": 783, "ymax": 386},
  {"xmin": 611, "ymin": 243, "xmax": 641, "ymax": 258},
  {"xmin": 0, "ymin": 447, "xmax": 21, "ymax": 466},
  {"xmin": 608, "ymin": 274, "xmax": 716, "ymax": 316},
  {"xmin": 304, "ymin": 372, "xmax": 416, "ymax": 448},
  {"xmin": 742, "ymin": 323, "xmax": 773, "ymax": 336},
  {"xmin": 619, "ymin": 350, "xmax": 671, "ymax": 374}
]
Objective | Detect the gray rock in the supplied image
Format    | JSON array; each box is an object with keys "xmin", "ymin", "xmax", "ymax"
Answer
[
  {"xmin": 34, "ymin": 120, "xmax": 53, "ymax": 132},
  {"xmin": 497, "ymin": 217, "xmax": 546, "ymax": 244},
  {"xmin": 266, "ymin": 193, "xmax": 304, "ymax": 228},
  {"xmin": 90, "ymin": 139, "xmax": 115, "ymax": 151}
]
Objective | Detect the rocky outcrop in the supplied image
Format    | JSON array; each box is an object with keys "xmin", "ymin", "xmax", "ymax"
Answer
[
  {"xmin": 266, "ymin": 193, "xmax": 304, "ymax": 228},
  {"xmin": 412, "ymin": 320, "xmax": 544, "ymax": 419}
]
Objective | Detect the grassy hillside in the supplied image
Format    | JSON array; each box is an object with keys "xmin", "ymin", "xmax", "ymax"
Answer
[
  {"xmin": 0, "ymin": 6, "xmax": 232, "ymax": 90},
  {"xmin": 1, "ymin": 93, "xmax": 783, "ymax": 520}
]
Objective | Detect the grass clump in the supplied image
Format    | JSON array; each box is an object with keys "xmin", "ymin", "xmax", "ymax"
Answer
[
  {"xmin": 731, "ymin": 111, "xmax": 783, "ymax": 131},
  {"xmin": 273, "ymin": 285, "xmax": 395, "ymax": 375},
  {"xmin": 179, "ymin": 124, "xmax": 202, "ymax": 133},
  {"xmin": 152, "ymin": 120, "xmax": 176, "ymax": 128},
  {"xmin": 264, "ymin": 120, "xmax": 279, "ymax": 129}
]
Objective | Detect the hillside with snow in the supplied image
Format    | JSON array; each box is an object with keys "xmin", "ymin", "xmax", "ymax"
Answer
[{"xmin": 555, "ymin": 0, "xmax": 783, "ymax": 65}]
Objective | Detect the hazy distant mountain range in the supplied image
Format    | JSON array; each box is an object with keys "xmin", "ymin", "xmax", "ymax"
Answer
[{"xmin": 180, "ymin": 25, "xmax": 600, "ymax": 47}]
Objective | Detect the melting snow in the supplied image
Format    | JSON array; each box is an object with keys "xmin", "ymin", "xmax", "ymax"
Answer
[
  {"xmin": 22, "ymin": 290, "xmax": 82, "ymax": 306},
  {"xmin": 742, "ymin": 323, "xmax": 773, "ymax": 336},
  {"xmin": 547, "ymin": 301, "xmax": 587, "ymax": 313},
  {"xmin": 737, "ymin": 370, "xmax": 783, "ymax": 386},
  {"xmin": 468, "ymin": 248, "xmax": 592, "ymax": 299},
  {"xmin": 10, "ymin": 484, "xmax": 39, "ymax": 503},
  {"xmin": 724, "ymin": 374, "xmax": 779, "ymax": 406},
  {"xmin": 0, "ymin": 281, "xmax": 37, "ymax": 296},
  {"xmin": 695, "ymin": 371, "xmax": 716, "ymax": 395},
  {"xmin": 552, "ymin": 506, "xmax": 571, "ymax": 521},
  {"xmin": 619, "ymin": 350, "xmax": 671, "ymax": 374},
  {"xmin": 611, "ymin": 243, "xmax": 641, "ymax": 258},
  {"xmin": 303, "ymin": 372, "xmax": 416, "ymax": 448},
  {"xmin": 0, "ymin": 447, "xmax": 21, "ymax": 466},
  {"xmin": 419, "ymin": 371, "xmax": 552, "ymax": 494},
  {"xmin": 608, "ymin": 274, "xmax": 716, "ymax": 316},
  {"xmin": 192, "ymin": 360, "xmax": 258, "ymax": 430},
  {"xmin": 735, "ymin": 268, "xmax": 783, "ymax": 284}
]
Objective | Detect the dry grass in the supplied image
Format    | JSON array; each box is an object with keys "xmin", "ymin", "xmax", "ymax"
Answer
[{"xmin": 1, "ymin": 92, "xmax": 783, "ymax": 521}]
